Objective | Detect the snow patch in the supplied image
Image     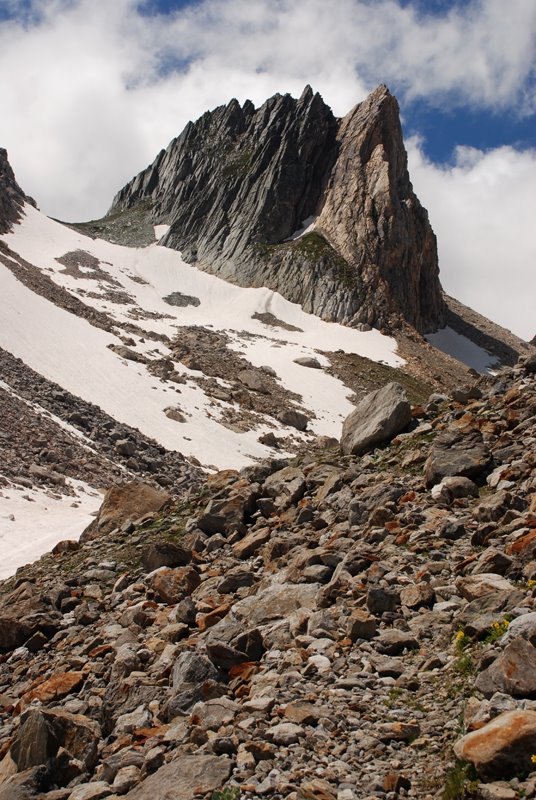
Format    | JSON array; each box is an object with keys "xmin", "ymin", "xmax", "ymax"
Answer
[
  {"xmin": 154, "ymin": 224, "xmax": 170, "ymax": 241},
  {"xmin": 285, "ymin": 215, "xmax": 317, "ymax": 241},
  {"xmin": 0, "ymin": 480, "xmax": 102, "ymax": 580}
]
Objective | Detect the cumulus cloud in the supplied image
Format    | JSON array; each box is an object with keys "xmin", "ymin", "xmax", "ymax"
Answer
[
  {"xmin": 0, "ymin": 0, "xmax": 534, "ymax": 337},
  {"xmin": 408, "ymin": 140, "xmax": 536, "ymax": 341}
]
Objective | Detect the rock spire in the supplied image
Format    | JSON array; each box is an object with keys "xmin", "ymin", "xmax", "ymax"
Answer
[{"xmin": 110, "ymin": 86, "xmax": 446, "ymax": 332}]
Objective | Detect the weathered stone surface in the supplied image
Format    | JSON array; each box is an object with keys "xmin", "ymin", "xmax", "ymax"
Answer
[
  {"xmin": 172, "ymin": 652, "xmax": 219, "ymax": 689},
  {"xmin": 0, "ymin": 582, "xmax": 60, "ymax": 652},
  {"xmin": 400, "ymin": 582, "xmax": 436, "ymax": 609},
  {"xmin": 232, "ymin": 526, "xmax": 271, "ymax": 559},
  {"xmin": 9, "ymin": 708, "xmax": 100, "ymax": 779},
  {"xmin": 0, "ymin": 148, "xmax": 36, "ymax": 234},
  {"xmin": 82, "ymin": 482, "xmax": 171, "ymax": 539},
  {"xmin": 124, "ymin": 755, "xmax": 231, "ymax": 799},
  {"xmin": 141, "ymin": 542, "xmax": 191, "ymax": 572},
  {"xmin": 503, "ymin": 612, "xmax": 536, "ymax": 646},
  {"xmin": 456, "ymin": 573, "xmax": 514, "ymax": 601},
  {"xmin": 196, "ymin": 494, "xmax": 246, "ymax": 535},
  {"xmin": 341, "ymin": 383, "xmax": 411, "ymax": 456},
  {"xmin": 19, "ymin": 671, "xmax": 85, "ymax": 709},
  {"xmin": 148, "ymin": 566, "xmax": 200, "ymax": 603},
  {"xmin": 263, "ymin": 467, "xmax": 306, "ymax": 508},
  {"xmin": 346, "ymin": 609, "xmax": 378, "ymax": 641},
  {"xmin": 475, "ymin": 639, "xmax": 536, "ymax": 698},
  {"xmin": 233, "ymin": 582, "xmax": 320, "ymax": 625},
  {"xmin": 277, "ymin": 409, "xmax": 309, "ymax": 431},
  {"xmin": 454, "ymin": 710, "xmax": 536, "ymax": 779},
  {"xmin": 109, "ymin": 86, "xmax": 445, "ymax": 332},
  {"xmin": 424, "ymin": 426, "xmax": 491, "ymax": 487}
]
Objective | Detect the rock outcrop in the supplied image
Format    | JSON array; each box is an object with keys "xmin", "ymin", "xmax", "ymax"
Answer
[
  {"xmin": 109, "ymin": 86, "xmax": 445, "ymax": 333},
  {"xmin": 0, "ymin": 149, "xmax": 35, "ymax": 234}
]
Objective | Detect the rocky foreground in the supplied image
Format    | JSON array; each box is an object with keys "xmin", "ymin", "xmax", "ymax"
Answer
[{"xmin": 1, "ymin": 355, "xmax": 536, "ymax": 800}]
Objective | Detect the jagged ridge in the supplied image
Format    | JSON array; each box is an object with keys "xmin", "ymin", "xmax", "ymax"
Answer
[{"xmin": 109, "ymin": 86, "xmax": 446, "ymax": 333}]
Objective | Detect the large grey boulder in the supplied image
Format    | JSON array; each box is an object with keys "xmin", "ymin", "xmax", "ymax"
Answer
[{"xmin": 340, "ymin": 382, "xmax": 411, "ymax": 456}]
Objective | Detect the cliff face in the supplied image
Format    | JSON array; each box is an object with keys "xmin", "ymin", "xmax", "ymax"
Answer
[
  {"xmin": 0, "ymin": 148, "xmax": 35, "ymax": 234},
  {"xmin": 109, "ymin": 85, "xmax": 446, "ymax": 333}
]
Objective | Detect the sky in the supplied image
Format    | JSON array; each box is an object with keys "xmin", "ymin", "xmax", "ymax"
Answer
[{"xmin": 0, "ymin": 0, "xmax": 534, "ymax": 340}]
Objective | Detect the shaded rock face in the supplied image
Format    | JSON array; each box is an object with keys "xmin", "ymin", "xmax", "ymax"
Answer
[
  {"xmin": 0, "ymin": 149, "xmax": 35, "ymax": 234},
  {"xmin": 109, "ymin": 85, "xmax": 445, "ymax": 333}
]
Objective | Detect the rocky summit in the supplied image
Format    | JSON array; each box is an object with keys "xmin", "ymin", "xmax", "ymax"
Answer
[
  {"xmin": 1, "ymin": 354, "xmax": 536, "ymax": 800},
  {"xmin": 108, "ymin": 85, "xmax": 444, "ymax": 333}
]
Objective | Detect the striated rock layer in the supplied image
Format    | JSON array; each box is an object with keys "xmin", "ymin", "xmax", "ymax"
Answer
[
  {"xmin": 0, "ymin": 148, "xmax": 35, "ymax": 234},
  {"xmin": 109, "ymin": 85, "xmax": 445, "ymax": 333}
]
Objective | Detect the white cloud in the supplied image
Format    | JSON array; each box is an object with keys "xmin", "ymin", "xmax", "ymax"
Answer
[
  {"xmin": 408, "ymin": 139, "xmax": 536, "ymax": 341},
  {"xmin": 0, "ymin": 0, "xmax": 534, "ymax": 338}
]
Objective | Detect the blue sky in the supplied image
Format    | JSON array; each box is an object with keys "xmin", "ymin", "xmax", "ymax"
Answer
[{"xmin": 0, "ymin": 0, "xmax": 534, "ymax": 338}]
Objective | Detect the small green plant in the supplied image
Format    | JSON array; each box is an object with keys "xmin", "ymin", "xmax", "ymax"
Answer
[
  {"xmin": 211, "ymin": 788, "xmax": 241, "ymax": 800},
  {"xmin": 453, "ymin": 651, "xmax": 475, "ymax": 677},
  {"xmin": 484, "ymin": 617, "xmax": 511, "ymax": 644},
  {"xmin": 442, "ymin": 760, "xmax": 479, "ymax": 799}
]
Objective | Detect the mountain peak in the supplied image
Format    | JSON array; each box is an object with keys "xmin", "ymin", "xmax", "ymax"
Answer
[{"xmin": 108, "ymin": 85, "xmax": 444, "ymax": 333}]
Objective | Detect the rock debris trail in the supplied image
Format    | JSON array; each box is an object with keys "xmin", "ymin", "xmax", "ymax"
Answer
[{"xmin": 0, "ymin": 354, "xmax": 535, "ymax": 800}]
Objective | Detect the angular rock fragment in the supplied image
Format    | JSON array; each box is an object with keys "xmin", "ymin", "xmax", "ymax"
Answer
[{"xmin": 341, "ymin": 382, "xmax": 411, "ymax": 456}]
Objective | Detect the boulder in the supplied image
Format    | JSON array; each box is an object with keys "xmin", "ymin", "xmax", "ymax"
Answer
[
  {"xmin": 148, "ymin": 567, "xmax": 200, "ymax": 604},
  {"xmin": 424, "ymin": 426, "xmax": 491, "ymax": 487},
  {"xmin": 454, "ymin": 710, "xmax": 536, "ymax": 779},
  {"xmin": 81, "ymin": 482, "xmax": 171, "ymax": 540},
  {"xmin": 277, "ymin": 409, "xmax": 309, "ymax": 431},
  {"xmin": 340, "ymin": 383, "xmax": 411, "ymax": 456},
  {"xmin": 124, "ymin": 755, "xmax": 231, "ymax": 799},
  {"xmin": 141, "ymin": 542, "xmax": 191, "ymax": 572},
  {"xmin": 475, "ymin": 639, "xmax": 536, "ymax": 698},
  {"xmin": 8, "ymin": 708, "xmax": 100, "ymax": 782}
]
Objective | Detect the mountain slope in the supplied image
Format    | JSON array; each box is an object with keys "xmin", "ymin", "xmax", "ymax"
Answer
[
  {"xmin": 0, "ymin": 354, "xmax": 535, "ymax": 799},
  {"xmin": 108, "ymin": 85, "xmax": 445, "ymax": 333}
]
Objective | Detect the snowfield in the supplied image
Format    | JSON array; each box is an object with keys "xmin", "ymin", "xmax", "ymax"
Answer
[
  {"xmin": 1, "ymin": 204, "xmax": 403, "ymax": 469},
  {"xmin": 0, "ymin": 204, "xmax": 407, "ymax": 577}
]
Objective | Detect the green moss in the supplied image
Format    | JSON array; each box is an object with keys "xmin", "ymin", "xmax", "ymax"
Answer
[{"xmin": 222, "ymin": 148, "xmax": 253, "ymax": 178}]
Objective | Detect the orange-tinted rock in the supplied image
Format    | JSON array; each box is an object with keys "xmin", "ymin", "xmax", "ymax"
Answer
[
  {"xmin": 233, "ymin": 527, "xmax": 271, "ymax": 559},
  {"xmin": 149, "ymin": 567, "xmax": 201, "ymax": 604},
  {"xmin": 454, "ymin": 710, "xmax": 536, "ymax": 779},
  {"xmin": 19, "ymin": 672, "xmax": 85, "ymax": 710}
]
